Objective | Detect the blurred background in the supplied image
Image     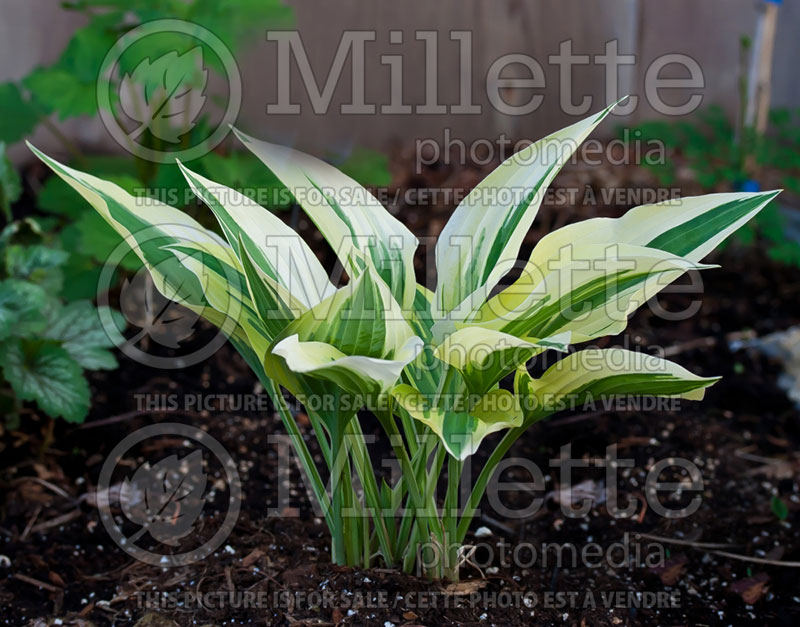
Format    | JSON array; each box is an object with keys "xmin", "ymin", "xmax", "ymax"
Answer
[{"xmin": 2, "ymin": 0, "xmax": 800, "ymax": 156}]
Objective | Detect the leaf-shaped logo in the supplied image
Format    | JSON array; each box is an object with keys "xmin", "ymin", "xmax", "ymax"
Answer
[
  {"xmin": 119, "ymin": 266, "xmax": 200, "ymax": 349},
  {"xmin": 119, "ymin": 46, "xmax": 208, "ymax": 144},
  {"xmin": 119, "ymin": 450, "xmax": 207, "ymax": 546}
]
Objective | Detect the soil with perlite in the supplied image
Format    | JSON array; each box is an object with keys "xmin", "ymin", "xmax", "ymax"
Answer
[{"xmin": 2, "ymin": 150, "xmax": 800, "ymax": 626}]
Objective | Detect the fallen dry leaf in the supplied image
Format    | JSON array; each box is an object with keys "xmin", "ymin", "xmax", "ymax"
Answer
[
  {"xmin": 241, "ymin": 548, "xmax": 264, "ymax": 568},
  {"xmin": 731, "ymin": 572, "xmax": 770, "ymax": 604},
  {"xmin": 650, "ymin": 554, "xmax": 688, "ymax": 585},
  {"xmin": 443, "ymin": 579, "xmax": 486, "ymax": 595}
]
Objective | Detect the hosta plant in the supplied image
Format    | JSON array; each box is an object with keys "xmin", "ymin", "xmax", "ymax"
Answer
[{"xmin": 29, "ymin": 101, "xmax": 778, "ymax": 580}]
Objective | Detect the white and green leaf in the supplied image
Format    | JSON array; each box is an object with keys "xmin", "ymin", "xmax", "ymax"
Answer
[
  {"xmin": 178, "ymin": 161, "xmax": 335, "ymax": 309},
  {"xmin": 28, "ymin": 144, "xmax": 226, "ymax": 311},
  {"xmin": 434, "ymin": 101, "xmax": 620, "ymax": 318},
  {"xmin": 392, "ymin": 385, "xmax": 523, "ymax": 460},
  {"xmin": 233, "ymin": 128, "xmax": 417, "ymax": 310},
  {"xmin": 527, "ymin": 190, "xmax": 781, "ymax": 266},
  {"xmin": 468, "ymin": 243, "xmax": 712, "ymax": 342},
  {"xmin": 266, "ymin": 269, "xmax": 423, "ymax": 419},
  {"xmin": 521, "ymin": 347, "xmax": 720, "ymax": 416},
  {"xmin": 433, "ymin": 327, "xmax": 570, "ymax": 396},
  {"xmin": 272, "ymin": 332, "xmax": 421, "ymax": 399},
  {"xmin": 28, "ymin": 144, "xmax": 268, "ymax": 360}
]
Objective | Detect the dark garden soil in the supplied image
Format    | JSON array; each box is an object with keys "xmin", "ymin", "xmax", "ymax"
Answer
[{"xmin": 2, "ymin": 152, "xmax": 800, "ymax": 626}]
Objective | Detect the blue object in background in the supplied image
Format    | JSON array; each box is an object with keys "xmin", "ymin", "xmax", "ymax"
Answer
[{"xmin": 739, "ymin": 179, "xmax": 761, "ymax": 192}]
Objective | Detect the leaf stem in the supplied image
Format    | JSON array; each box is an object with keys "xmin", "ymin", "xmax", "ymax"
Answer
[
  {"xmin": 266, "ymin": 381, "xmax": 333, "ymax": 531},
  {"xmin": 443, "ymin": 454, "xmax": 463, "ymax": 580}
]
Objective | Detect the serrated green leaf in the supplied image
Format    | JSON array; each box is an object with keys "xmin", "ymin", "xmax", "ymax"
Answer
[
  {"xmin": 59, "ymin": 254, "xmax": 105, "ymax": 302},
  {"xmin": 60, "ymin": 210, "xmax": 142, "ymax": 272},
  {"xmin": 0, "ymin": 338, "xmax": 90, "ymax": 422},
  {"xmin": 6, "ymin": 245, "xmax": 69, "ymax": 291},
  {"xmin": 58, "ymin": 24, "xmax": 117, "ymax": 84},
  {"xmin": 0, "ymin": 279, "xmax": 49, "ymax": 340},
  {"xmin": 37, "ymin": 175, "xmax": 90, "ymax": 218},
  {"xmin": 44, "ymin": 300, "xmax": 123, "ymax": 370},
  {"xmin": 24, "ymin": 68, "xmax": 97, "ymax": 119}
]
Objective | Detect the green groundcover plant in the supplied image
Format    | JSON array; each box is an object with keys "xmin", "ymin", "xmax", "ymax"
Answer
[
  {"xmin": 0, "ymin": 143, "xmax": 121, "ymax": 426},
  {"xmin": 0, "ymin": 224, "xmax": 122, "ymax": 426},
  {"xmin": 29, "ymin": 100, "xmax": 778, "ymax": 579}
]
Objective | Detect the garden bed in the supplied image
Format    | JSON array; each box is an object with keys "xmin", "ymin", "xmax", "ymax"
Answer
[{"xmin": 2, "ymin": 158, "xmax": 800, "ymax": 626}]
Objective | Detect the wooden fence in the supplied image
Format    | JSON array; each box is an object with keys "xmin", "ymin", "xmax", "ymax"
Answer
[{"xmin": 2, "ymin": 0, "xmax": 798, "ymax": 159}]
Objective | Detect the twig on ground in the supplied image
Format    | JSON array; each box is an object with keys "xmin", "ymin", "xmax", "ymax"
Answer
[
  {"xmin": 78, "ymin": 408, "xmax": 202, "ymax": 429},
  {"xmin": 30, "ymin": 508, "xmax": 82, "ymax": 534},
  {"xmin": 13, "ymin": 573, "xmax": 60, "ymax": 592},
  {"xmin": 662, "ymin": 329, "xmax": 757, "ymax": 358},
  {"xmin": 12, "ymin": 476, "xmax": 74, "ymax": 501},
  {"xmin": 635, "ymin": 532, "xmax": 800, "ymax": 567},
  {"xmin": 709, "ymin": 549, "xmax": 800, "ymax": 568},
  {"xmin": 20, "ymin": 505, "xmax": 41, "ymax": 540},
  {"xmin": 634, "ymin": 531, "xmax": 741, "ymax": 549}
]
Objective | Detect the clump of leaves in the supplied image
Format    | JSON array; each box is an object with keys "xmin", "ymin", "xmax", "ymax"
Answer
[
  {"xmin": 30, "ymin": 100, "xmax": 778, "ymax": 579},
  {"xmin": 0, "ymin": 147, "xmax": 122, "ymax": 425},
  {"xmin": 0, "ymin": 0, "xmax": 392, "ymax": 299},
  {"xmin": 624, "ymin": 105, "xmax": 800, "ymax": 266}
]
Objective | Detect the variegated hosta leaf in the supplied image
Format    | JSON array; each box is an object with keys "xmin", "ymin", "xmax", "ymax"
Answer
[
  {"xmin": 177, "ymin": 162, "xmax": 335, "ymax": 310},
  {"xmin": 517, "ymin": 348, "xmax": 719, "ymax": 417},
  {"xmin": 434, "ymin": 100, "xmax": 620, "ymax": 319},
  {"xmin": 402, "ymin": 284, "xmax": 443, "ymax": 396},
  {"xmin": 28, "ymin": 144, "xmax": 224, "ymax": 309},
  {"xmin": 162, "ymin": 241, "xmax": 272, "ymax": 357},
  {"xmin": 265, "ymin": 269, "xmax": 423, "ymax": 417},
  {"xmin": 515, "ymin": 191, "xmax": 779, "ymax": 341},
  {"xmin": 392, "ymin": 385, "xmax": 523, "ymax": 460},
  {"xmin": 232, "ymin": 128, "xmax": 417, "ymax": 310},
  {"xmin": 272, "ymin": 333, "xmax": 421, "ymax": 401},
  {"xmin": 466, "ymin": 243, "xmax": 712, "ymax": 343},
  {"xmin": 236, "ymin": 236, "xmax": 297, "ymax": 339},
  {"xmin": 27, "ymin": 144, "xmax": 265, "ymax": 349},
  {"xmin": 433, "ymin": 327, "xmax": 570, "ymax": 396},
  {"xmin": 527, "ymin": 190, "xmax": 781, "ymax": 266}
]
